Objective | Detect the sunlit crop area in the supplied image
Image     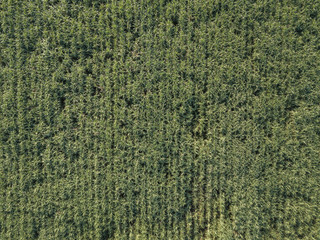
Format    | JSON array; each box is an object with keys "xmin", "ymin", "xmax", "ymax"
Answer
[{"xmin": 1, "ymin": 1, "xmax": 319, "ymax": 239}]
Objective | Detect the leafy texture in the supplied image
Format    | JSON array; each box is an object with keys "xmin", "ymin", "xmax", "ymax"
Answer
[{"xmin": 0, "ymin": 1, "xmax": 319, "ymax": 239}]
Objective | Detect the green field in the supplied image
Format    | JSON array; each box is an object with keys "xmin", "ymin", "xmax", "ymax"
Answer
[{"xmin": 1, "ymin": 1, "xmax": 319, "ymax": 239}]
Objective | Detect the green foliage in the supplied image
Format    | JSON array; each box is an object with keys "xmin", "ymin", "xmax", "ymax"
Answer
[{"xmin": 1, "ymin": 0, "xmax": 319, "ymax": 239}]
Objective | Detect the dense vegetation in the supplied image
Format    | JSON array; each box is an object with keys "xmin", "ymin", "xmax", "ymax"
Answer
[{"xmin": 1, "ymin": 0, "xmax": 319, "ymax": 239}]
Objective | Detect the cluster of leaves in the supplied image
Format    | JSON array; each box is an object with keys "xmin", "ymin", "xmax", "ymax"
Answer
[{"xmin": 0, "ymin": 0, "xmax": 319, "ymax": 239}]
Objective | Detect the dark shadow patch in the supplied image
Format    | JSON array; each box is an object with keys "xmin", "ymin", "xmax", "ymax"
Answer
[
  {"xmin": 295, "ymin": 24, "xmax": 304, "ymax": 36},
  {"xmin": 171, "ymin": 15, "xmax": 179, "ymax": 26},
  {"xmin": 59, "ymin": 96, "xmax": 66, "ymax": 110}
]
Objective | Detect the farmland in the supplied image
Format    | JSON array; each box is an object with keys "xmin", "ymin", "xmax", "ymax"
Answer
[{"xmin": 0, "ymin": 0, "xmax": 319, "ymax": 239}]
